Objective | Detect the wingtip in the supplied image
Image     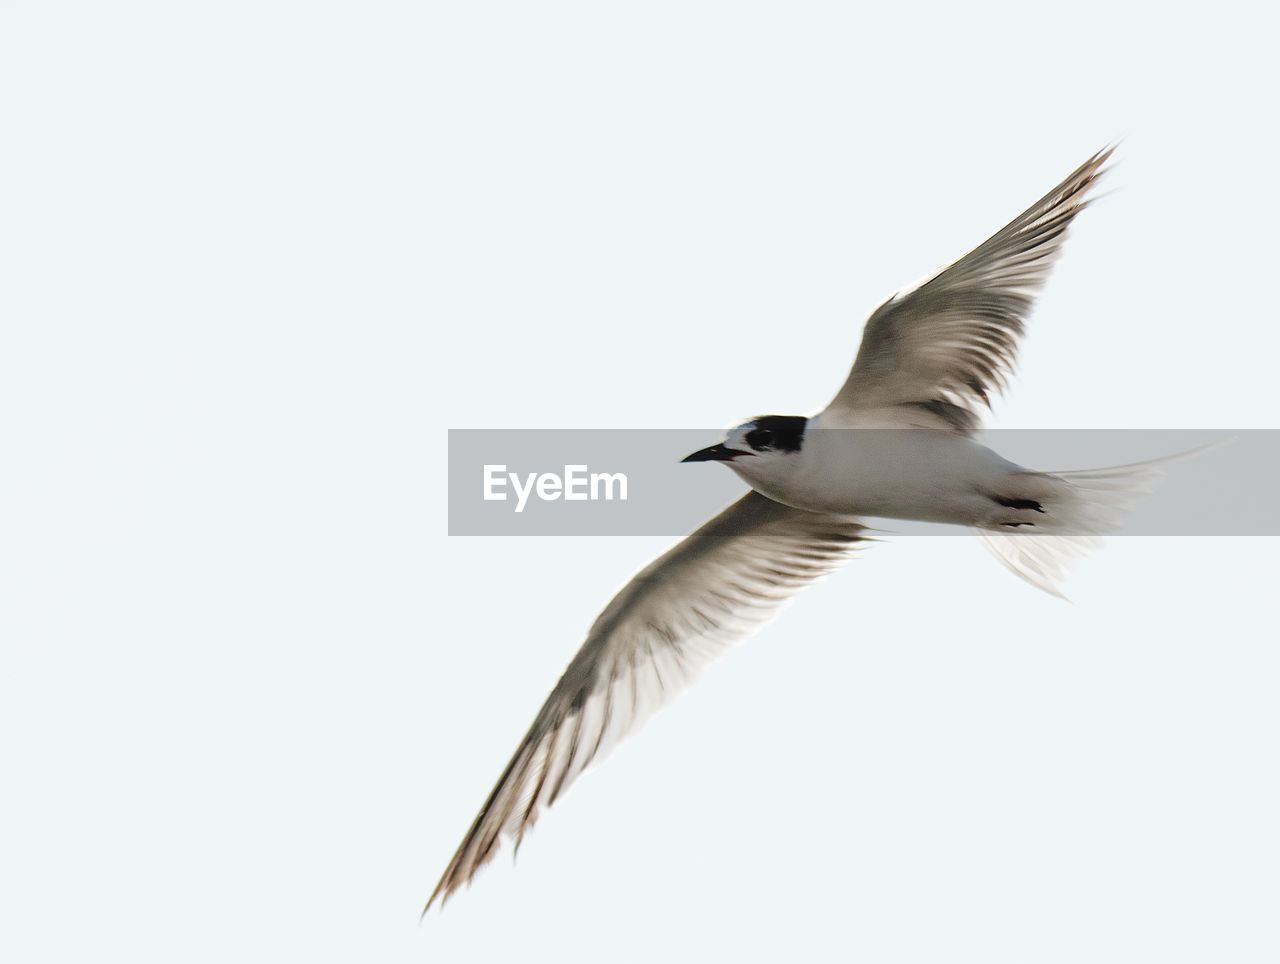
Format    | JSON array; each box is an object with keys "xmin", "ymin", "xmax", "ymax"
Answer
[
  {"xmin": 420, "ymin": 875, "xmax": 455, "ymax": 920},
  {"xmin": 1082, "ymin": 144, "xmax": 1118, "ymax": 183},
  {"xmin": 419, "ymin": 893, "xmax": 439, "ymax": 922}
]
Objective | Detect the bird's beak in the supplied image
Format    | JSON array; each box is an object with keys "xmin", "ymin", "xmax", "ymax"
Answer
[{"xmin": 681, "ymin": 443, "xmax": 751, "ymax": 463}]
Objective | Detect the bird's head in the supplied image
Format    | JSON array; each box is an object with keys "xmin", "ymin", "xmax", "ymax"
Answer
[{"xmin": 681, "ymin": 414, "xmax": 809, "ymax": 486}]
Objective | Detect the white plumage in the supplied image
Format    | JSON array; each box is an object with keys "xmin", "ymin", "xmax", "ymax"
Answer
[{"xmin": 427, "ymin": 146, "xmax": 1191, "ymax": 910}]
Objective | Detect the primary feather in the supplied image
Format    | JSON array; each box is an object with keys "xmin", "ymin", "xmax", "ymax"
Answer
[
  {"xmin": 826, "ymin": 147, "xmax": 1114, "ymax": 433},
  {"xmin": 425, "ymin": 493, "xmax": 867, "ymax": 910}
]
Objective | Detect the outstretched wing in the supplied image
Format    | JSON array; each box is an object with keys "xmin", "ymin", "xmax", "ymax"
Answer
[
  {"xmin": 825, "ymin": 147, "xmax": 1114, "ymax": 433},
  {"xmin": 425, "ymin": 492, "xmax": 867, "ymax": 910}
]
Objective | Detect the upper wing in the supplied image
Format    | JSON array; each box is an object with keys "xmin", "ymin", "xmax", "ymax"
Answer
[
  {"xmin": 425, "ymin": 492, "xmax": 867, "ymax": 910},
  {"xmin": 824, "ymin": 147, "xmax": 1114, "ymax": 433}
]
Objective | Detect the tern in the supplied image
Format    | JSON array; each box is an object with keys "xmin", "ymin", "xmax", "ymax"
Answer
[{"xmin": 427, "ymin": 146, "xmax": 1176, "ymax": 910}]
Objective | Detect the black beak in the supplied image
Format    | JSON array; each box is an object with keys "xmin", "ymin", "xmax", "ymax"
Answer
[{"xmin": 681, "ymin": 443, "xmax": 750, "ymax": 463}]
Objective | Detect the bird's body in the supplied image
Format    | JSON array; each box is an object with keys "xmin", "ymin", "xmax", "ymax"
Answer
[
  {"xmin": 728, "ymin": 418, "xmax": 1034, "ymax": 526},
  {"xmin": 426, "ymin": 146, "xmax": 1185, "ymax": 910}
]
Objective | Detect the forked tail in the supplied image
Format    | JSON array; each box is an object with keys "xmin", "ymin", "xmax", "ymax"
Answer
[{"xmin": 975, "ymin": 443, "xmax": 1221, "ymax": 598}]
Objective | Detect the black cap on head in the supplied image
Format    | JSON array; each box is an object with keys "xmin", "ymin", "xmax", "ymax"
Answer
[{"xmin": 744, "ymin": 415, "xmax": 807, "ymax": 453}]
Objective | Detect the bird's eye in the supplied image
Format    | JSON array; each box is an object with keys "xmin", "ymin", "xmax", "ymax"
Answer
[{"xmin": 746, "ymin": 428, "xmax": 773, "ymax": 450}]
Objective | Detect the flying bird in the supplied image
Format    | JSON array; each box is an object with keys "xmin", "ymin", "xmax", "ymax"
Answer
[{"xmin": 427, "ymin": 146, "xmax": 1176, "ymax": 910}]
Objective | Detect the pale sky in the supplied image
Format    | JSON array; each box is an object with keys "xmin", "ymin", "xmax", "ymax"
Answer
[{"xmin": 2, "ymin": 3, "xmax": 1278, "ymax": 962}]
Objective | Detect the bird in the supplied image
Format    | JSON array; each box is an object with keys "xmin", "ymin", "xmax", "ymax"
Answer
[{"xmin": 425, "ymin": 146, "xmax": 1177, "ymax": 911}]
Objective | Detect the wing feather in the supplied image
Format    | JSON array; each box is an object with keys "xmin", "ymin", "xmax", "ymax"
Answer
[
  {"xmin": 424, "ymin": 492, "xmax": 866, "ymax": 910},
  {"xmin": 825, "ymin": 147, "xmax": 1114, "ymax": 432}
]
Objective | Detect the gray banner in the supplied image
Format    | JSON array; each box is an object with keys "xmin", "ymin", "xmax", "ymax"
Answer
[{"xmin": 448, "ymin": 429, "xmax": 1266, "ymax": 536}]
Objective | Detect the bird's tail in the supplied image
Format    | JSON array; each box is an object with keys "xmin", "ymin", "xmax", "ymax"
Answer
[{"xmin": 974, "ymin": 443, "xmax": 1220, "ymax": 599}]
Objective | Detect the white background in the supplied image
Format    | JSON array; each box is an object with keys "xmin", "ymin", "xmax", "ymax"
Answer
[{"xmin": 2, "ymin": 3, "xmax": 1278, "ymax": 961}]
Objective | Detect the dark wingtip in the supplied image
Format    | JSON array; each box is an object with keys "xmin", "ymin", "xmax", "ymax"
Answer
[{"xmin": 420, "ymin": 879, "xmax": 450, "ymax": 921}]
